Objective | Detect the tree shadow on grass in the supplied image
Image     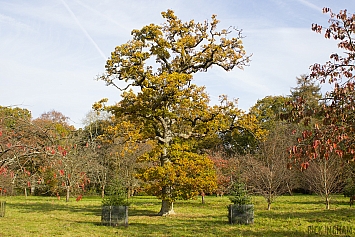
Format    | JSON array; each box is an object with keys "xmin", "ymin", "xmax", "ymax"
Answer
[
  {"xmin": 284, "ymin": 195, "xmax": 350, "ymax": 206},
  {"xmin": 235, "ymin": 229, "xmax": 311, "ymax": 237},
  {"xmin": 111, "ymin": 219, "xmax": 309, "ymax": 237},
  {"xmin": 7, "ymin": 198, "xmax": 160, "ymax": 217},
  {"xmin": 258, "ymin": 207, "xmax": 355, "ymax": 224},
  {"xmin": 282, "ymin": 199, "xmax": 325, "ymax": 205},
  {"xmin": 129, "ymin": 208, "xmax": 159, "ymax": 217},
  {"xmin": 7, "ymin": 201, "xmax": 102, "ymax": 216}
]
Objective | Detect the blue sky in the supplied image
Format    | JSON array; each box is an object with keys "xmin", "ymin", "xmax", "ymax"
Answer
[{"xmin": 1, "ymin": 0, "xmax": 354, "ymax": 127}]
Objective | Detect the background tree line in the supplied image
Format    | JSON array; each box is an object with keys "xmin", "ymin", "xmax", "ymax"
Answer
[{"xmin": 1, "ymin": 72, "xmax": 353, "ymax": 210}]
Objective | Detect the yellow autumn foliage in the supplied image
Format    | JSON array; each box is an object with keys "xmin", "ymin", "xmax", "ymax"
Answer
[{"xmin": 137, "ymin": 150, "xmax": 217, "ymax": 202}]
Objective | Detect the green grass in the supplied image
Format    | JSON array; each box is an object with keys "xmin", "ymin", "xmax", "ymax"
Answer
[{"xmin": 0, "ymin": 194, "xmax": 354, "ymax": 236}]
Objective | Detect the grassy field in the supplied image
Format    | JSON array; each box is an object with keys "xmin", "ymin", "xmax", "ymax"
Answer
[{"xmin": 0, "ymin": 194, "xmax": 354, "ymax": 237}]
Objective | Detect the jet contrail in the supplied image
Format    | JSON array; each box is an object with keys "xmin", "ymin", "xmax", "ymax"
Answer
[
  {"xmin": 74, "ymin": 0, "xmax": 129, "ymax": 31},
  {"xmin": 60, "ymin": 0, "xmax": 107, "ymax": 61},
  {"xmin": 295, "ymin": 0, "xmax": 322, "ymax": 12}
]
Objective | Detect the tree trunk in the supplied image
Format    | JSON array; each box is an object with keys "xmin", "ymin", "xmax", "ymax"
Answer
[
  {"xmin": 286, "ymin": 183, "xmax": 293, "ymax": 196},
  {"xmin": 158, "ymin": 200, "xmax": 175, "ymax": 216},
  {"xmin": 24, "ymin": 187, "xmax": 27, "ymax": 198},
  {"xmin": 101, "ymin": 184, "xmax": 105, "ymax": 199},
  {"xmin": 158, "ymin": 144, "xmax": 175, "ymax": 215},
  {"xmin": 31, "ymin": 178, "xmax": 36, "ymax": 195},
  {"xmin": 267, "ymin": 196, "xmax": 271, "ymax": 210},
  {"xmin": 101, "ymin": 172, "xmax": 107, "ymax": 199},
  {"xmin": 66, "ymin": 186, "xmax": 70, "ymax": 202},
  {"xmin": 325, "ymin": 196, "xmax": 330, "ymax": 210},
  {"xmin": 127, "ymin": 187, "xmax": 132, "ymax": 198},
  {"xmin": 201, "ymin": 191, "xmax": 205, "ymax": 204}
]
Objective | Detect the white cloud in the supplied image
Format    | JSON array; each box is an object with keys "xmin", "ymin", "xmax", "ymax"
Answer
[{"xmin": 0, "ymin": 13, "xmax": 29, "ymax": 30}]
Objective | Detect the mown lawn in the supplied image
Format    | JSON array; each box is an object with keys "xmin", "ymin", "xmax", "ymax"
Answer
[{"xmin": 0, "ymin": 194, "xmax": 354, "ymax": 236}]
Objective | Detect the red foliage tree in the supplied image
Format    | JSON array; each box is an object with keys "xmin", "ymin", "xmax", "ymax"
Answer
[
  {"xmin": 0, "ymin": 107, "xmax": 57, "ymax": 196},
  {"xmin": 210, "ymin": 152, "xmax": 240, "ymax": 196},
  {"xmin": 288, "ymin": 8, "xmax": 355, "ymax": 166}
]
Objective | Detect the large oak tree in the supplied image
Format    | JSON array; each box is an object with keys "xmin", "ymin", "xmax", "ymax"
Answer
[{"xmin": 96, "ymin": 10, "xmax": 251, "ymax": 215}]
